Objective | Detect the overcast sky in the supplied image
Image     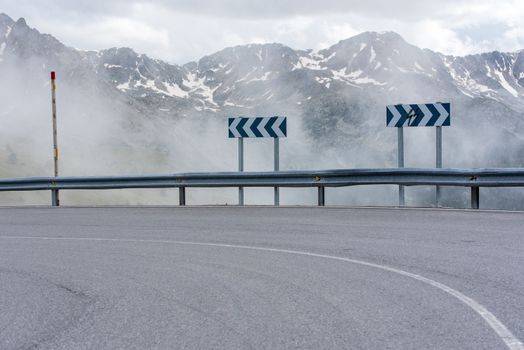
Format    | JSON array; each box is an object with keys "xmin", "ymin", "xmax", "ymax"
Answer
[{"xmin": 3, "ymin": 0, "xmax": 524, "ymax": 64}]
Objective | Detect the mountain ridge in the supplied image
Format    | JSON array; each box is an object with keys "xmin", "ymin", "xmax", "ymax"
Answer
[{"xmin": 1, "ymin": 13, "xmax": 524, "ymax": 162}]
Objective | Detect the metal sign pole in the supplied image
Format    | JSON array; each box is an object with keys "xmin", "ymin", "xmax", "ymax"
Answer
[
  {"xmin": 229, "ymin": 116, "xmax": 287, "ymax": 206},
  {"xmin": 274, "ymin": 137, "xmax": 279, "ymax": 206},
  {"xmin": 50, "ymin": 71, "xmax": 59, "ymax": 207},
  {"xmin": 238, "ymin": 137, "xmax": 244, "ymax": 205},
  {"xmin": 387, "ymin": 103, "xmax": 450, "ymax": 208},
  {"xmin": 436, "ymin": 126, "xmax": 442, "ymax": 207},
  {"xmin": 398, "ymin": 127, "xmax": 405, "ymax": 206}
]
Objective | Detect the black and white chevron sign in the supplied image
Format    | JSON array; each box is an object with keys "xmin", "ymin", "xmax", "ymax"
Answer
[
  {"xmin": 228, "ymin": 117, "xmax": 287, "ymax": 138},
  {"xmin": 386, "ymin": 103, "xmax": 451, "ymax": 127}
]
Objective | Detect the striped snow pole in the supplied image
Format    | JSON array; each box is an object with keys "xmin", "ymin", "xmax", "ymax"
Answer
[{"xmin": 51, "ymin": 71, "xmax": 59, "ymax": 206}]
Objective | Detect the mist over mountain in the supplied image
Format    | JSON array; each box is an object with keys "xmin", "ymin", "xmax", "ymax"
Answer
[{"xmin": 1, "ymin": 13, "xmax": 523, "ymax": 208}]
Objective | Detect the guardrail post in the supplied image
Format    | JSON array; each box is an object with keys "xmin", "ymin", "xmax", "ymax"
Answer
[
  {"xmin": 179, "ymin": 187, "xmax": 186, "ymax": 206},
  {"xmin": 470, "ymin": 187, "xmax": 479, "ymax": 209},
  {"xmin": 318, "ymin": 186, "xmax": 325, "ymax": 206},
  {"xmin": 51, "ymin": 189, "xmax": 59, "ymax": 207}
]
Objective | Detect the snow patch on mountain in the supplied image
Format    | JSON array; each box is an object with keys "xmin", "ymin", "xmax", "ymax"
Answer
[
  {"xmin": 295, "ymin": 55, "xmax": 326, "ymax": 70},
  {"xmin": 104, "ymin": 63, "xmax": 122, "ymax": 68},
  {"xmin": 236, "ymin": 67, "xmax": 258, "ymax": 82},
  {"xmin": 330, "ymin": 67, "xmax": 386, "ymax": 86},
  {"xmin": 164, "ymin": 82, "xmax": 189, "ymax": 98},
  {"xmin": 369, "ymin": 46, "xmax": 376, "ymax": 62},
  {"xmin": 181, "ymin": 72, "xmax": 220, "ymax": 108},
  {"xmin": 493, "ymin": 70, "xmax": 519, "ymax": 97},
  {"xmin": 116, "ymin": 79, "xmax": 131, "ymax": 91},
  {"xmin": 293, "ymin": 51, "xmax": 336, "ymax": 71},
  {"xmin": 247, "ymin": 71, "xmax": 272, "ymax": 82}
]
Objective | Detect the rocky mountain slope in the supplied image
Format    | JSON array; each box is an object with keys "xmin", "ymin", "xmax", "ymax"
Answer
[{"xmin": 2, "ymin": 13, "xmax": 523, "ymax": 120}]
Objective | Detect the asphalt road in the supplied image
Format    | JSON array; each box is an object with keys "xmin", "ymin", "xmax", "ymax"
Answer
[{"xmin": 0, "ymin": 206, "xmax": 523, "ymax": 350}]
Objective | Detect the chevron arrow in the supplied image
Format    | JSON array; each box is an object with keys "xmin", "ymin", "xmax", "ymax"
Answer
[
  {"xmin": 228, "ymin": 117, "xmax": 288, "ymax": 138},
  {"xmin": 272, "ymin": 116, "xmax": 286, "ymax": 137},
  {"xmin": 386, "ymin": 103, "xmax": 450, "ymax": 127}
]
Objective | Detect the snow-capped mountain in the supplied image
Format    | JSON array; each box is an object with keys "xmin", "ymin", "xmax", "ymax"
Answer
[
  {"xmin": 1, "ymin": 13, "xmax": 524, "ymax": 167},
  {"xmin": 93, "ymin": 30, "xmax": 524, "ymax": 114},
  {"xmin": 3, "ymin": 13, "xmax": 522, "ymax": 114}
]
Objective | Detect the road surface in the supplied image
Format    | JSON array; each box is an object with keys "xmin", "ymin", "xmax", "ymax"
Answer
[{"xmin": 0, "ymin": 207, "xmax": 523, "ymax": 349}]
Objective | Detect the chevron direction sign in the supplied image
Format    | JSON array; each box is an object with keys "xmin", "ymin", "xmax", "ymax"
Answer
[
  {"xmin": 386, "ymin": 103, "xmax": 450, "ymax": 127},
  {"xmin": 228, "ymin": 116, "xmax": 287, "ymax": 138}
]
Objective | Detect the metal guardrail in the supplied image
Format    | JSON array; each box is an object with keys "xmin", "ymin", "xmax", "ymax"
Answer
[{"xmin": 1, "ymin": 168, "xmax": 524, "ymax": 208}]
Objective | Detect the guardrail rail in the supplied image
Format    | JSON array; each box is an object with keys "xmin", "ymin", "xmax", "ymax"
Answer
[{"xmin": 1, "ymin": 168, "xmax": 524, "ymax": 209}]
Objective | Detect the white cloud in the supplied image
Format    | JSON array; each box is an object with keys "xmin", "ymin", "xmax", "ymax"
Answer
[
  {"xmin": 57, "ymin": 17, "xmax": 170, "ymax": 53},
  {"xmin": 497, "ymin": 27, "xmax": 524, "ymax": 53},
  {"xmin": 321, "ymin": 22, "xmax": 360, "ymax": 49},
  {"xmin": 404, "ymin": 20, "xmax": 487, "ymax": 56},
  {"xmin": 2, "ymin": 0, "xmax": 523, "ymax": 63}
]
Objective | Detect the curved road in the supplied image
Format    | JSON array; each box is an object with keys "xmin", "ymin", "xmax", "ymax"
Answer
[{"xmin": 0, "ymin": 207, "xmax": 523, "ymax": 349}]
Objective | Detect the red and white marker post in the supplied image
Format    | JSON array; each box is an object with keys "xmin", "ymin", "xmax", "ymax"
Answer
[{"xmin": 50, "ymin": 71, "xmax": 59, "ymax": 206}]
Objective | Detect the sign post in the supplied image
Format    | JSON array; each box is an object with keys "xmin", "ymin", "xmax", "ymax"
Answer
[
  {"xmin": 274, "ymin": 137, "xmax": 279, "ymax": 205},
  {"xmin": 228, "ymin": 116, "xmax": 287, "ymax": 206},
  {"xmin": 238, "ymin": 137, "xmax": 244, "ymax": 205},
  {"xmin": 436, "ymin": 126, "xmax": 442, "ymax": 206},
  {"xmin": 50, "ymin": 71, "xmax": 59, "ymax": 207},
  {"xmin": 386, "ymin": 102, "xmax": 450, "ymax": 207},
  {"xmin": 397, "ymin": 127, "xmax": 405, "ymax": 206}
]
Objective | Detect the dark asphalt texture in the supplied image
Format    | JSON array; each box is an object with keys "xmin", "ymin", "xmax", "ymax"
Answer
[{"xmin": 0, "ymin": 206, "xmax": 523, "ymax": 349}]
